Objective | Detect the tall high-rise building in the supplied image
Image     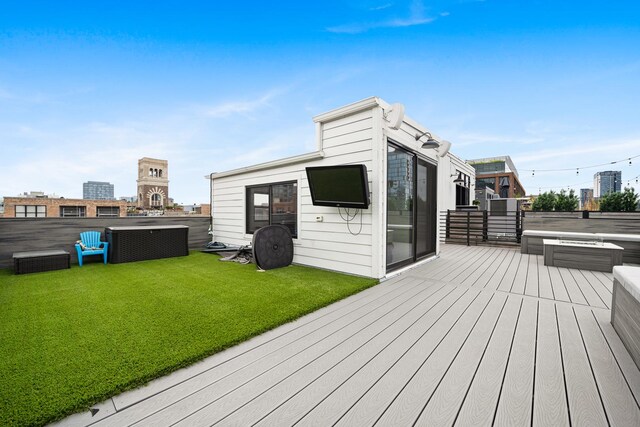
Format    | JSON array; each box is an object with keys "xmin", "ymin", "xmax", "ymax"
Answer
[
  {"xmin": 593, "ymin": 171, "xmax": 621, "ymax": 198},
  {"xmin": 136, "ymin": 157, "xmax": 169, "ymax": 209},
  {"xmin": 83, "ymin": 181, "xmax": 114, "ymax": 200}
]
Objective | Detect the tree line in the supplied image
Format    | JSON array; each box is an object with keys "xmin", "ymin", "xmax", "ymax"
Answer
[{"xmin": 531, "ymin": 188, "xmax": 639, "ymax": 212}]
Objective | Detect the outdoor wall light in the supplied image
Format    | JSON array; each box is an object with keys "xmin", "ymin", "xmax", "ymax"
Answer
[
  {"xmin": 452, "ymin": 172, "xmax": 465, "ymax": 184},
  {"xmin": 415, "ymin": 130, "xmax": 439, "ymax": 148}
]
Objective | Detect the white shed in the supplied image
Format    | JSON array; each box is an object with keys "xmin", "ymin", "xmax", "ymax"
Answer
[{"xmin": 207, "ymin": 97, "xmax": 475, "ymax": 279}]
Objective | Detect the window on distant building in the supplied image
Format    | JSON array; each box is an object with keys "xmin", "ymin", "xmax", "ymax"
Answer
[
  {"xmin": 97, "ymin": 206, "xmax": 120, "ymax": 217},
  {"xmin": 15, "ymin": 205, "xmax": 46, "ymax": 218},
  {"xmin": 60, "ymin": 206, "xmax": 86, "ymax": 217},
  {"xmin": 473, "ymin": 161, "xmax": 506, "ymax": 174},
  {"xmin": 476, "ymin": 177, "xmax": 496, "ymax": 191},
  {"xmin": 150, "ymin": 193, "xmax": 162, "ymax": 206},
  {"xmin": 246, "ymin": 181, "xmax": 297, "ymax": 237}
]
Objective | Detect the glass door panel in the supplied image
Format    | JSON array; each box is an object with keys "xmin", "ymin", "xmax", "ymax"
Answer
[
  {"xmin": 386, "ymin": 145, "xmax": 415, "ymax": 269},
  {"xmin": 416, "ymin": 159, "xmax": 437, "ymax": 258}
]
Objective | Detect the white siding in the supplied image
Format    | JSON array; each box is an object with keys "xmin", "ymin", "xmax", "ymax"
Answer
[
  {"xmin": 210, "ymin": 97, "xmax": 474, "ymax": 279},
  {"xmin": 212, "ymin": 107, "xmax": 378, "ymax": 278}
]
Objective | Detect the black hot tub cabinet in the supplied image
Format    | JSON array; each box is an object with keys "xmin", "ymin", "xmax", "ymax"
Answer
[{"xmin": 106, "ymin": 225, "xmax": 189, "ymax": 264}]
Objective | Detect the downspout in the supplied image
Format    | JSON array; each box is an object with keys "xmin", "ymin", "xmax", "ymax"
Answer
[{"xmin": 209, "ymin": 172, "xmax": 214, "ymax": 242}]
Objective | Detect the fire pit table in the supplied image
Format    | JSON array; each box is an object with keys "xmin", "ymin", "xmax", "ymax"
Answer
[{"xmin": 543, "ymin": 239, "xmax": 624, "ymax": 272}]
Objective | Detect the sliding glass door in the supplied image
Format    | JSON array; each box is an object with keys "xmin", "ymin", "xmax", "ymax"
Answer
[
  {"xmin": 387, "ymin": 145, "xmax": 415, "ymax": 269},
  {"xmin": 416, "ymin": 158, "xmax": 437, "ymax": 258},
  {"xmin": 386, "ymin": 142, "xmax": 437, "ymax": 272}
]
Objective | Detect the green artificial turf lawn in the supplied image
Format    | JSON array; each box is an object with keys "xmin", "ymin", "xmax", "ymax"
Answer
[{"xmin": 0, "ymin": 252, "xmax": 377, "ymax": 426}]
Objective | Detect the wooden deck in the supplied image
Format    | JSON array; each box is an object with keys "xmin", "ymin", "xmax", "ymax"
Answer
[{"xmin": 59, "ymin": 245, "xmax": 640, "ymax": 427}]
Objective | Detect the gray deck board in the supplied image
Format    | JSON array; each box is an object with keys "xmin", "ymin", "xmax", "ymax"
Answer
[
  {"xmin": 194, "ymin": 284, "xmax": 455, "ymax": 426},
  {"xmin": 497, "ymin": 249, "xmax": 522, "ymax": 292},
  {"xmin": 295, "ymin": 288, "xmax": 482, "ymax": 427},
  {"xmin": 126, "ymin": 279, "xmax": 434, "ymax": 426},
  {"xmin": 454, "ymin": 296, "xmax": 522, "ymax": 426},
  {"xmin": 559, "ymin": 267, "xmax": 589, "ymax": 305},
  {"xmin": 413, "ymin": 293, "xmax": 509, "ymax": 426},
  {"xmin": 481, "ymin": 248, "xmax": 517, "ymax": 291},
  {"xmin": 569, "ymin": 268, "xmax": 607, "ymax": 308},
  {"xmin": 510, "ymin": 253, "xmax": 530, "ymax": 295},
  {"xmin": 367, "ymin": 291, "xmax": 498, "ymax": 426},
  {"xmin": 525, "ymin": 254, "xmax": 539, "ymax": 297},
  {"xmin": 68, "ymin": 244, "xmax": 640, "ymax": 427},
  {"xmin": 533, "ymin": 300, "xmax": 570, "ymax": 427},
  {"xmin": 253, "ymin": 286, "xmax": 466, "ymax": 426},
  {"xmin": 574, "ymin": 306, "xmax": 640, "ymax": 426},
  {"xmin": 593, "ymin": 309, "xmax": 640, "ymax": 403},
  {"xmin": 556, "ymin": 303, "xmax": 608, "ymax": 426},
  {"xmin": 493, "ymin": 297, "xmax": 537, "ymax": 426},
  {"xmin": 460, "ymin": 248, "xmax": 507, "ymax": 287},
  {"xmin": 548, "ymin": 265, "xmax": 571, "ymax": 302},
  {"xmin": 578, "ymin": 269, "xmax": 612, "ymax": 309},
  {"xmin": 214, "ymin": 285, "xmax": 455, "ymax": 426},
  {"xmin": 537, "ymin": 255, "xmax": 555, "ymax": 300}
]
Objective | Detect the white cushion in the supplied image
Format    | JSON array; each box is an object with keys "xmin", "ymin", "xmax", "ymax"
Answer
[
  {"xmin": 614, "ymin": 266, "xmax": 640, "ymax": 302},
  {"xmin": 597, "ymin": 233, "xmax": 640, "ymax": 242}
]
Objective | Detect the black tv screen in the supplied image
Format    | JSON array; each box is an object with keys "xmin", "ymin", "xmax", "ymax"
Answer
[{"xmin": 306, "ymin": 164, "xmax": 370, "ymax": 209}]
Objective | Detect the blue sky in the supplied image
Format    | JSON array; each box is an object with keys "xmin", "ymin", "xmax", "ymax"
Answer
[{"xmin": 1, "ymin": 0, "xmax": 639, "ymax": 204}]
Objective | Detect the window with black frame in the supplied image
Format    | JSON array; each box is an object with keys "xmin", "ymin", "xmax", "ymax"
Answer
[{"xmin": 246, "ymin": 182, "xmax": 297, "ymax": 237}]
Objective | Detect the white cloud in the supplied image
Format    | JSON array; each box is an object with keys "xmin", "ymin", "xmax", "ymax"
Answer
[
  {"xmin": 203, "ymin": 87, "xmax": 288, "ymax": 118},
  {"xmin": 370, "ymin": 3, "xmax": 394, "ymax": 11},
  {"xmin": 327, "ymin": 0, "xmax": 435, "ymax": 34}
]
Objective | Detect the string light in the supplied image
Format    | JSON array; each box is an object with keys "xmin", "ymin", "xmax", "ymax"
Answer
[
  {"xmin": 534, "ymin": 173, "xmax": 640, "ymax": 192},
  {"xmin": 520, "ymin": 154, "xmax": 640, "ymax": 173}
]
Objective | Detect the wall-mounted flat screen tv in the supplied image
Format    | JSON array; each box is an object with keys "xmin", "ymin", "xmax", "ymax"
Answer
[{"xmin": 305, "ymin": 164, "xmax": 370, "ymax": 209}]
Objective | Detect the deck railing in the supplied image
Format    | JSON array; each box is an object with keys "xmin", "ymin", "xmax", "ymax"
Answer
[
  {"xmin": 439, "ymin": 210, "xmax": 523, "ymax": 246},
  {"xmin": 440, "ymin": 209, "xmax": 640, "ymax": 246}
]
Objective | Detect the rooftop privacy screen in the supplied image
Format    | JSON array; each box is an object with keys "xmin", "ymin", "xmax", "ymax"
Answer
[{"xmin": 305, "ymin": 164, "xmax": 370, "ymax": 209}]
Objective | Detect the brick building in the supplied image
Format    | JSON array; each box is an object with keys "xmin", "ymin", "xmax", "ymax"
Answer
[
  {"xmin": 467, "ymin": 156, "xmax": 526, "ymax": 199},
  {"xmin": 137, "ymin": 157, "xmax": 169, "ymax": 209},
  {"xmin": 2, "ymin": 197, "xmax": 127, "ymax": 218}
]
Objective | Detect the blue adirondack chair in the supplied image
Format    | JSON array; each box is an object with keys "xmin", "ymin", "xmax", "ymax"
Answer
[{"xmin": 75, "ymin": 231, "xmax": 108, "ymax": 266}]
